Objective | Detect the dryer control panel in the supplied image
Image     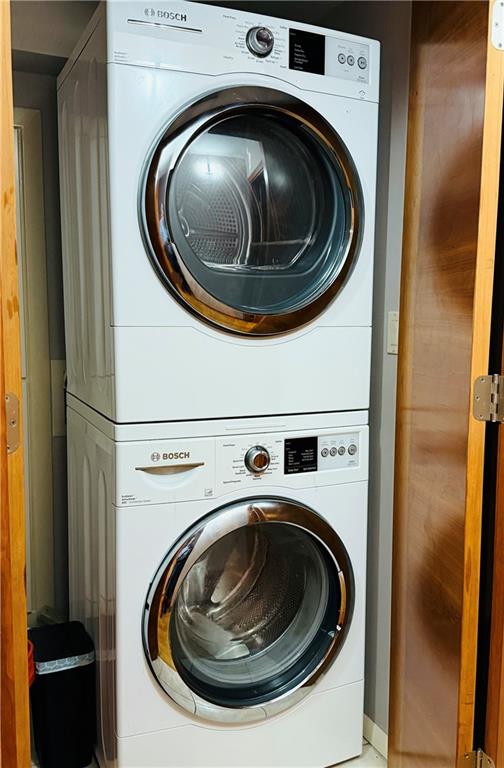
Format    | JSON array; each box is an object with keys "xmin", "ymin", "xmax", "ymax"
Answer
[{"xmin": 107, "ymin": 1, "xmax": 380, "ymax": 103}]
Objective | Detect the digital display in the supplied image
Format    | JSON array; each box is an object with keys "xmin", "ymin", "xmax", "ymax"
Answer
[
  {"xmin": 289, "ymin": 29, "xmax": 325, "ymax": 75},
  {"xmin": 284, "ymin": 436, "xmax": 318, "ymax": 474}
]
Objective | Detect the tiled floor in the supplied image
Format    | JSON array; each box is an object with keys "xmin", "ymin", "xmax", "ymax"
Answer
[{"xmin": 34, "ymin": 741, "xmax": 386, "ymax": 767}]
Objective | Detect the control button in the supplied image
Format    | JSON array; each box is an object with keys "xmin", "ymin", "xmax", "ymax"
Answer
[
  {"xmin": 338, "ymin": 53, "xmax": 346, "ymax": 64},
  {"xmin": 338, "ymin": 446, "xmax": 346, "ymax": 456},
  {"xmin": 246, "ymin": 26, "xmax": 274, "ymax": 57},
  {"xmin": 321, "ymin": 448, "xmax": 329, "ymax": 458},
  {"xmin": 348, "ymin": 444, "xmax": 358, "ymax": 456},
  {"xmin": 347, "ymin": 54, "xmax": 355, "ymax": 66},
  {"xmin": 330, "ymin": 447, "xmax": 338, "ymax": 457},
  {"xmin": 357, "ymin": 56, "xmax": 368, "ymax": 69},
  {"xmin": 245, "ymin": 445, "xmax": 271, "ymax": 473}
]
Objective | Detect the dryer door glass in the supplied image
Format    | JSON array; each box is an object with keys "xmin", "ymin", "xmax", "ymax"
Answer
[
  {"xmin": 143, "ymin": 498, "xmax": 353, "ymax": 721},
  {"xmin": 168, "ymin": 114, "xmax": 346, "ymax": 314},
  {"xmin": 143, "ymin": 87, "xmax": 363, "ymax": 336}
]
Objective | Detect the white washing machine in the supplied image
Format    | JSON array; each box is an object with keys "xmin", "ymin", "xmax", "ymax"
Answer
[
  {"xmin": 58, "ymin": 1, "xmax": 380, "ymax": 424},
  {"xmin": 67, "ymin": 395, "xmax": 368, "ymax": 767}
]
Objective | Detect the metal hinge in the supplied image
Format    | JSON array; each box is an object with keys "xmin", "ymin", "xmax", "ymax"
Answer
[
  {"xmin": 492, "ymin": 0, "xmax": 504, "ymax": 50},
  {"xmin": 462, "ymin": 749, "xmax": 495, "ymax": 768},
  {"xmin": 473, "ymin": 375, "xmax": 504, "ymax": 423},
  {"xmin": 5, "ymin": 393, "xmax": 20, "ymax": 454}
]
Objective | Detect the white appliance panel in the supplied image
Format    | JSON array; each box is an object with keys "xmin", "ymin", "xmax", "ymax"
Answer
[{"xmin": 116, "ymin": 683, "xmax": 364, "ymax": 767}]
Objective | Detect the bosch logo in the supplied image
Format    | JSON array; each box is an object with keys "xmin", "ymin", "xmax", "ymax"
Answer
[
  {"xmin": 150, "ymin": 450, "xmax": 190, "ymax": 462},
  {"xmin": 163, "ymin": 451, "xmax": 190, "ymax": 460},
  {"xmin": 144, "ymin": 8, "xmax": 188, "ymax": 22}
]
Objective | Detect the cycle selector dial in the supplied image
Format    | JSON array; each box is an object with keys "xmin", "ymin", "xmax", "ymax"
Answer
[
  {"xmin": 246, "ymin": 26, "xmax": 274, "ymax": 57},
  {"xmin": 245, "ymin": 445, "xmax": 271, "ymax": 474}
]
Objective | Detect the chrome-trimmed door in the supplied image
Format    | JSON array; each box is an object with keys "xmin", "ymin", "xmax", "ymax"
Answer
[
  {"xmin": 143, "ymin": 497, "xmax": 354, "ymax": 723},
  {"xmin": 141, "ymin": 86, "xmax": 363, "ymax": 336}
]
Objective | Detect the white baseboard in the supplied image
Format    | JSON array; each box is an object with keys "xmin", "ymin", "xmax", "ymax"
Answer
[{"xmin": 363, "ymin": 714, "xmax": 388, "ymax": 759}]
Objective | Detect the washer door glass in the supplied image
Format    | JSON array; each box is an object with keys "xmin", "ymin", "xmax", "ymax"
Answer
[
  {"xmin": 172, "ymin": 521, "xmax": 335, "ymax": 706},
  {"xmin": 143, "ymin": 87, "xmax": 363, "ymax": 336},
  {"xmin": 143, "ymin": 498, "xmax": 353, "ymax": 722}
]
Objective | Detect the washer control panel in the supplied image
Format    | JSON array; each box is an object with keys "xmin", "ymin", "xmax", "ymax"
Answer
[
  {"xmin": 285, "ymin": 433, "xmax": 360, "ymax": 474},
  {"xmin": 244, "ymin": 445, "xmax": 271, "ymax": 473},
  {"xmin": 318, "ymin": 433, "xmax": 360, "ymax": 470},
  {"xmin": 116, "ymin": 424, "xmax": 367, "ymax": 505},
  {"xmin": 219, "ymin": 438, "xmax": 282, "ymax": 489},
  {"xmin": 216, "ymin": 429, "xmax": 362, "ymax": 491}
]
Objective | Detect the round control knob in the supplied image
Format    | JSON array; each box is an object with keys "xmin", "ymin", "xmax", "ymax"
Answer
[
  {"xmin": 245, "ymin": 445, "xmax": 271, "ymax": 473},
  {"xmin": 246, "ymin": 26, "xmax": 274, "ymax": 57}
]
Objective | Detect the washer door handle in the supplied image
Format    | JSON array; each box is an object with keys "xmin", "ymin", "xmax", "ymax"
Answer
[{"xmin": 136, "ymin": 462, "xmax": 204, "ymax": 475}]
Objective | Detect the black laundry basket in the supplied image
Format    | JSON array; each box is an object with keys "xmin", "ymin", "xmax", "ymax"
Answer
[{"xmin": 29, "ymin": 621, "xmax": 96, "ymax": 768}]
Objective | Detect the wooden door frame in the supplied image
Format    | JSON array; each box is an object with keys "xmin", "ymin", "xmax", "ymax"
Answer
[{"xmin": 1, "ymin": 1, "xmax": 30, "ymax": 766}]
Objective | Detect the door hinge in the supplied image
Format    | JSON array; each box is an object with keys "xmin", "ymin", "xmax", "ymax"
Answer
[
  {"xmin": 5, "ymin": 393, "xmax": 20, "ymax": 454},
  {"xmin": 492, "ymin": 0, "xmax": 504, "ymax": 50},
  {"xmin": 473, "ymin": 375, "xmax": 504, "ymax": 423},
  {"xmin": 462, "ymin": 749, "xmax": 495, "ymax": 768}
]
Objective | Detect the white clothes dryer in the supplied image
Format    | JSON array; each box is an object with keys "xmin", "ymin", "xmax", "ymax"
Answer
[
  {"xmin": 67, "ymin": 395, "xmax": 368, "ymax": 767},
  {"xmin": 58, "ymin": 1, "xmax": 379, "ymax": 423}
]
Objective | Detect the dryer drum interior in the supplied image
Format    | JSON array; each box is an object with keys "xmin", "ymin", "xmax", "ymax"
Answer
[
  {"xmin": 171, "ymin": 115, "xmax": 322, "ymax": 275},
  {"xmin": 143, "ymin": 498, "xmax": 354, "ymax": 720},
  {"xmin": 142, "ymin": 87, "xmax": 364, "ymax": 336}
]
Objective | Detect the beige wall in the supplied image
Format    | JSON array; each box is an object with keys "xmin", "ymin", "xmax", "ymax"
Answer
[
  {"xmin": 11, "ymin": 1, "xmax": 97, "ymax": 58},
  {"xmin": 13, "ymin": 70, "xmax": 69, "ymax": 619}
]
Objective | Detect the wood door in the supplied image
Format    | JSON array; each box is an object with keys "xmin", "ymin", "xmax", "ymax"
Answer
[
  {"xmin": 389, "ymin": 2, "xmax": 504, "ymax": 767},
  {"xmin": 0, "ymin": 1, "xmax": 30, "ymax": 766}
]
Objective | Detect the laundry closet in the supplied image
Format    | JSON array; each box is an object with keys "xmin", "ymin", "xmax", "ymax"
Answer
[{"xmin": 2, "ymin": 2, "xmax": 503, "ymax": 768}]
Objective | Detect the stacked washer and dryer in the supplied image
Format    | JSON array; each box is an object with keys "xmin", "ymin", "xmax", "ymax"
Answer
[{"xmin": 58, "ymin": 2, "xmax": 379, "ymax": 766}]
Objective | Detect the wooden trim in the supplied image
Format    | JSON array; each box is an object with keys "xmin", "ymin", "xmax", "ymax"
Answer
[
  {"xmin": 0, "ymin": 0, "xmax": 30, "ymax": 765},
  {"xmin": 485, "ymin": 109, "xmax": 504, "ymax": 761},
  {"xmin": 458, "ymin": 2, "xmax": 504, "ymax": 760},
  {"xmin": 485, "ymin": 415, "xmax": 504, "ymax": 768}
]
